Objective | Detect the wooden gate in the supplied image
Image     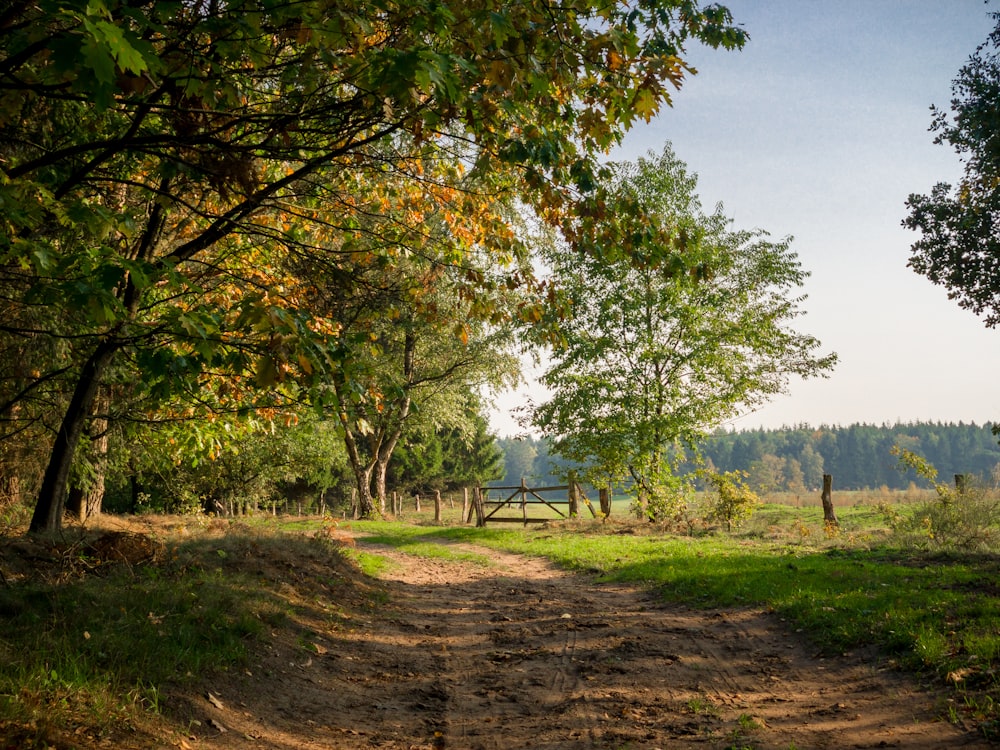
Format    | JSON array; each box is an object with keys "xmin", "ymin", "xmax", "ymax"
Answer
[{"xmin": 475, "ymin": 476, "xmax": 596, "ymax": 526}]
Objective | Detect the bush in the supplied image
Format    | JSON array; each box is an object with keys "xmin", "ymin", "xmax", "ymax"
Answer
[
  {"xmin": 630, "ymin": 472, "xmax": 692, "ymax": 524},
  {"xmin": 700, "ymin": 470, "xmax": 760, "ymax": 532},
  {"xmin": 891, "ymin": 447, "xmax": 1000, "ymax": 550}
]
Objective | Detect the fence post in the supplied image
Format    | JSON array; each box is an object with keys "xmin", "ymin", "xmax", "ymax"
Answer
[
  {"xmin": 568, "ymin": 471, "xmax": 579, "ymax": 518},
  {"xmin": 955, "ymin": 474, "xmax": 968, "ymax": 494},
  {"xmin": 462, "ymin": 487, "xmax": 470, "ymax": 524},
  {"xmin": 474, "ymin": 487, "xmax": 486, "ymax": 527},
  {"xmin": 434, "ymin": 489, "xmax": 442, "ymax": 524},
  {"xmin": 821, "ymin": 474, "xmax": 838, "ymax": 526},
  {"xmin": 599, "ymin": 486, "xmax": 612, "ymax": 517}
]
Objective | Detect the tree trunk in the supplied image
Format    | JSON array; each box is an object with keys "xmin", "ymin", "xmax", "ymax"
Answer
[
  {"xmin": 66, "ymin": 387, "xmax": 110, "ymax": 523},
  {"xmin": 0, "ymin": 474, "xmax": 20, "ymax": 507},
  {"xmin": 30, "ymin": 341, "xmax": 118, "ymax": 533},
  {"xmin": 821, "ymin": 474, "xmax": 838, "ymax": 526},
  {"xmin": 373, "ymin": 457, "xmax": 392, "ymax": 514},
  {"xmin": 354, "ymin": 469, "xmax": 377, "ymax": 518},
  {"xmin": 955, "ymin": 474, "xmax": 968, "ymax": 494}
]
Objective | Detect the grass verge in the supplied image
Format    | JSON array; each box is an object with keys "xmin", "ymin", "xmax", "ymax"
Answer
[{"xmin": 0, "ymin": 520, "xmax": 362, "ymax": 748}]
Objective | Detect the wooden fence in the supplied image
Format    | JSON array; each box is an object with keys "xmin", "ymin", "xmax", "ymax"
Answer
[{"xmin": 472, "ymin": 475, "xmax": 599, "ymax": 526}]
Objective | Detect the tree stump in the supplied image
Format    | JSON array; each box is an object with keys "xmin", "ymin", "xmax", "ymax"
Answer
[{"xmin": 821, "ymin": 474, "xmax": 838, "ymax": 526}]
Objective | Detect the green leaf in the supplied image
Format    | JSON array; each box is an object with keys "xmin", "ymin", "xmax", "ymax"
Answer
[{"xmin": 79, "ymin": 25, "xmax": 116, "ymax": 86}]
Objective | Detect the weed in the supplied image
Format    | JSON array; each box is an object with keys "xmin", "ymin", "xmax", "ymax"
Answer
[
  {"xmin": 737, "ymin": 713, "xmax": 761, "ymax": 731},
  {"xmin": 686, "ymin": 695, "xmax": 719, "ymax": 716}
]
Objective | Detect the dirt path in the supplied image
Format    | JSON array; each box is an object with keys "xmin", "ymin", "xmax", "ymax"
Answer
[{"xmin": 185, "ymin": 537, "xmax": 991, "ymax": 750}]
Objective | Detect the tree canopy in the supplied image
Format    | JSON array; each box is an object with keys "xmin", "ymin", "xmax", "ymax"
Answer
[
  {"xmin": 0, "ymin": 0, "xmax": 748, "ymax": 529},
  {"xmin": 530, "ymin": 145, "xmax": 836, "ymax": 516},
  {"xmin": 904, "ymin": 13, "xmax": 1000, "ymax": 327}
]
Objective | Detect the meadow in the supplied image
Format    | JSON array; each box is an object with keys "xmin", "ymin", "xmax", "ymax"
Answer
[{"xmin": 1, "ymin": 484, "xmax": 998, "ymax": 745}]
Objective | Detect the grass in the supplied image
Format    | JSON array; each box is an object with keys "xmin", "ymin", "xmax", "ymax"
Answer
[
  {"xmin": 0, "ymin": 521, "xmax": 364, "ymax": 747},
  {"xmin": 343, "ymin": 495, "xmax": 1000, "ymax": 738}
]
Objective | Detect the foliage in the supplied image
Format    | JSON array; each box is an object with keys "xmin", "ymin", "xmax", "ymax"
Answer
[
  {"xmin": 891, "ymin": 447, "xmax": 1000, "ymax": 551},
  {"xmin": 91, "ymin": 414, "xmax": 349, "ymax": 516},
  {"xmin": 693, "ymin": 421, "xmax": 1000, "ymax": 492},
  {"xmin": 629, "ymin": 460, "xmax": 693, "ymax": 522},
  {"xmin": 389, "ymin": 399, "xmax": 504, "ymax": 494},
  {"xmin": 700, "ymin": 470, "xmax": 760, "ymax": 531},
  {"xmin": 904, "ymin": 13, "xmax": 1000, "ymax": 327},
  {"xmin": 497, "ymin": 438, "xmax": 539, "ymax": 486},
  {"xmin": 531, "ymin": 145, "xmax": 835, "ymax": 514},
  {"xmin": 0, "ymin": 0, "xmax": 748, "ymax": 531}
]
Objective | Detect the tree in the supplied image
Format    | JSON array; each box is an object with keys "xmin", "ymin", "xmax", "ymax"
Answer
[
  {"xmin": 392, "ymin": 399, "xmax": 504, "ymax": 494},
  {"xmin": 499, "ymin": 438, "xmax": 539, "ymax": 486},
  {"xmin": 114, "ymin": 414, "xmax": 349, "ymax": 516},
  {"xmin": 2, "ymin": 0, "xmax": 748, "ymax": 531},
  {"xmin": 798, "ymin": 442, "xmax": 824, "ymax": 490},
  {"xmin": 747, "ymin": 454, "xmax": 785, "ymax": 495},
  {"xmin": 904, "ymin": 13, "xmax": 1000, "ymax": 326},
  {"xmin": 531, "ymin": 145, "xmax": 836, "ymax": 516}
]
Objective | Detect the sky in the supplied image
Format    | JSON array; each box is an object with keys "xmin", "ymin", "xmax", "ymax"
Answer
[{"xmin": 489, "ymin": 0, "xmax": 1000, "ymax": 437}]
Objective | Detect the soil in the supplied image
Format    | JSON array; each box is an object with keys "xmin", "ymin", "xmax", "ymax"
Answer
[{"xmin": 173, "ymin": 532, "xmax": 992, "ymax": 750}]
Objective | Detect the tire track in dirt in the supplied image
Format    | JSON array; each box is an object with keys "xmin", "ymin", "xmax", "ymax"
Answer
[
  {"xmin": 358, "ymin": 539, "xmax": 992, "ymax": 749},
  {"xmin": 185, "ymin": 536, "xmax": 993, "ymax": 749}
]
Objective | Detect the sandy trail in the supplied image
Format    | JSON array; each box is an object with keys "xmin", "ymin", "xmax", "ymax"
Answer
[{"xmin": 187, "ymin": 537, "xmax": 990, "ymax": 750}]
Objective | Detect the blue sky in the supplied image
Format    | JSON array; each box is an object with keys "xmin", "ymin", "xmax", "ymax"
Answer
[{"xmin": 490, "ymin": 0, "xmax": 1000, "ymax": 436}]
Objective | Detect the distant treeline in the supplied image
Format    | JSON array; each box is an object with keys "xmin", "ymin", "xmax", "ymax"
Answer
[{"xmin": 496, "ymin": 422, "xmax": 1000, "ymax": 493}]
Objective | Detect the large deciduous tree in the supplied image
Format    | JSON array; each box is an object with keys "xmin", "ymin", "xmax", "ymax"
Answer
[
  {"xmin": 1, "ymin": 0, "xmax": 747, "ymax": 531},
  {"xmin": 904, "ymin": 13, "xmax": 1000, "ymax": 326},
  {"xmin": 531, "ymin": 145, "xmax": 836, "ymax": 517}
]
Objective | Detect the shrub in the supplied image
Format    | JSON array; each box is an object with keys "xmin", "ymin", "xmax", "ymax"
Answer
[
  {"xmin": 891, "ymin": 447, "xmax": 1000, "ymax": 550},
  {"xmin": 700, "ymin": 470, "xmax": 760, "ymax": 532}
]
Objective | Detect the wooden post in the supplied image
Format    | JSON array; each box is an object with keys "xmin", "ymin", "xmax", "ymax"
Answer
[
  {"xmin": 462, "ymin": 488, "xmax": 470, "ymax": 524},
  {"xmin": 392, "ymin": 491, "xmax": 400, "ymax": 516},
  {"xmin": 474, "ymin": 487, "xmax": 486, "ymax": 527},
  {"xmin": 821, "ymin": 474, "xmax": 838, "ymax": 526},
  {"xmin": 434, "ymin": 489, "xmax": 442, "ymax": 524},
  {"xmin": 415, "ymin": 493, "xmax": 421, "ymax": 512},
  {"xmin": 599, "ymin": 486, "xmax": 612, "ymax": 517},
  {"xmin": 568, "ymin": 471, "xmax": 579, "ymax": 518},
  {"xmin": 955, "ymin": 474, "xmax": 968, "ymax": 494}
]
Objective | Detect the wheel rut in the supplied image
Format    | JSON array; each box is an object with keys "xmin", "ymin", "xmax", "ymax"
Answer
[{"xmin": 187, "ymin": 536, "xmax": 994, "ymax": 749}]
